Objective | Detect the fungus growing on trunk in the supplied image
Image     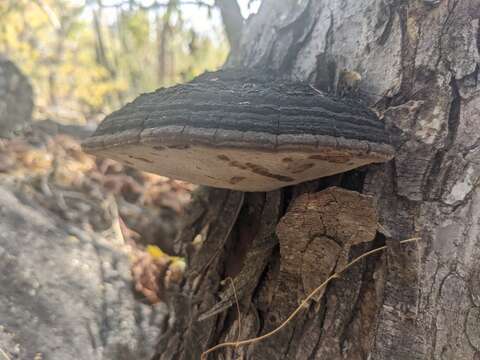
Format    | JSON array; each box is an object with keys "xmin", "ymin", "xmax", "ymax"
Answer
[{"xmin": 82, "ymin": 69, "xmax": 393, "ymax": 191}]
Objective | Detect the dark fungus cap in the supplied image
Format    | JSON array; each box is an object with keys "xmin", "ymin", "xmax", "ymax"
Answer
[{"xmin": 82, "ymin": 69, "xmax": 394, "ymax": 191}]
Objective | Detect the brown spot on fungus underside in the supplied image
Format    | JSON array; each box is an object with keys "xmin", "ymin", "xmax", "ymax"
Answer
[
  {"xmin": 309, "ymin": 153, "xmax": 351, "ymax": 163},
  {"xmin": 245, "ymin": 162, "xmax": 294, "ymax": 182},
  {"xmin": 217, "ymin": 154, "xmax": 230, "ymax": 161},
  {"xmin": 290, "ymin": 163, "xmax": 315, "ymax": 174},
  {"xmin": 129, "ymin": 155, "xmax": 154, "ymax": 163},
  {"xmin": 167, "ymin": 144, "xmax": 190, "ymax": 150},
  {"xmin": 229, "ymin": 176, "xmax": 246, "ymax": 184}
]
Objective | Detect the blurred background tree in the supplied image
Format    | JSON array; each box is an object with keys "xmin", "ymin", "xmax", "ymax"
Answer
[{"xmin": 0, "ymin": 0, "xmax": 247, "ymax": 123}]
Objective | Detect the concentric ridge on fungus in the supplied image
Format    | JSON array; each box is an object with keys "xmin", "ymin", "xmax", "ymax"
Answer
[{"xmin": 83, "ymin": 69, "xmax": 394, "ymax": 191}]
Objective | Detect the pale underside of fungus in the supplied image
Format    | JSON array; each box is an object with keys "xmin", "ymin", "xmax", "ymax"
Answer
[{"xmin": 82, "ymin": 69, "xmax": 394, "ymax": 192}]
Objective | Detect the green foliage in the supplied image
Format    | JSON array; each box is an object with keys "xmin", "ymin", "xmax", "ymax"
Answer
[
  {"xmin": 0, "ymin": 0, "xmax": 228, "ymax": 122},
  {"xmin": 121, "ymin": 10, "xmax": 150, "ymax": 48}
]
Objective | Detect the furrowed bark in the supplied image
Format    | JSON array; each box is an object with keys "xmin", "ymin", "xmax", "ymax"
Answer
[{"xmin": 155, "ymin": 1, "xmax": 480, "ymax": 359}]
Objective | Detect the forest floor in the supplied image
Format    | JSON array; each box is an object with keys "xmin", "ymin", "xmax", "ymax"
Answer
[
  {"xmin": 0, "ymin": 122, "xmax": 193, "ymax": 359},
  {"xmin": 0, "ymin": 123, "xmax": 195, "ymax": 303}
]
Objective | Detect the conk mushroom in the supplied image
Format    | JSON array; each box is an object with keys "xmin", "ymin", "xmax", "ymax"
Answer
[{"xmin": 82, "ymin": 69, "xmax": 394, "ymax": 191}]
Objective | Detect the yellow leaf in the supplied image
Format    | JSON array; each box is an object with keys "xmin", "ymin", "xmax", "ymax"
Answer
[{"xmin": 146, "ymin": 245, "xmax": 166, "ymax": 259}]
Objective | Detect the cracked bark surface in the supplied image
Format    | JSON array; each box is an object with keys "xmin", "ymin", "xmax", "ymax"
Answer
[{"xmin": 155, "ymin": 0, "xmax": 480, "ymax": 359}]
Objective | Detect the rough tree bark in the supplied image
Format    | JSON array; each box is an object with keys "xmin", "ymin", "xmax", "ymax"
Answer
[{"xmin": 155, "ymin": 0, "xmax": 480, "ymax": 359}]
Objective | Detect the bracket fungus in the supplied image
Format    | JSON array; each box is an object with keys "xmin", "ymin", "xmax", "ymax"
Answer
[{"xmin": 82, "ymin": 69, "xmax": 394, "ymax": 191}]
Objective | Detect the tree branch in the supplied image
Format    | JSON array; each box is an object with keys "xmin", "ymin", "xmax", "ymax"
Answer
[
  {"xmin": 93, "ymin": 0, "xmax": 245, "ymax": 52},
  {"xmin": 214, "ymin": 0, "xmax": 244, "ymax": 51},
  {"xmin": 32, "ymin": 0, "xmax": 61, "ymax": 30}
]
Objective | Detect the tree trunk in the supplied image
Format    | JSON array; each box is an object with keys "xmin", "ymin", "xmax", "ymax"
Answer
[
  {"xmin": 0, "ymin": 57, "xmax": 33, "ymax": 138},
  {"xmin": 215, "ymin": 0, "xmax": 244, "ymax": 53},
  {"xmin": 155, "ymin": 0, "xmax": 480, "ymax": 359}
]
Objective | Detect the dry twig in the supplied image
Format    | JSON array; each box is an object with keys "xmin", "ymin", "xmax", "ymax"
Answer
[
  {"xmin": 223, "ymin": 277, "xmax": 241, "ymax": 346},
  {"xmin": 0, "ymin": 347, "xmax": 11, "ymax": 360}
]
